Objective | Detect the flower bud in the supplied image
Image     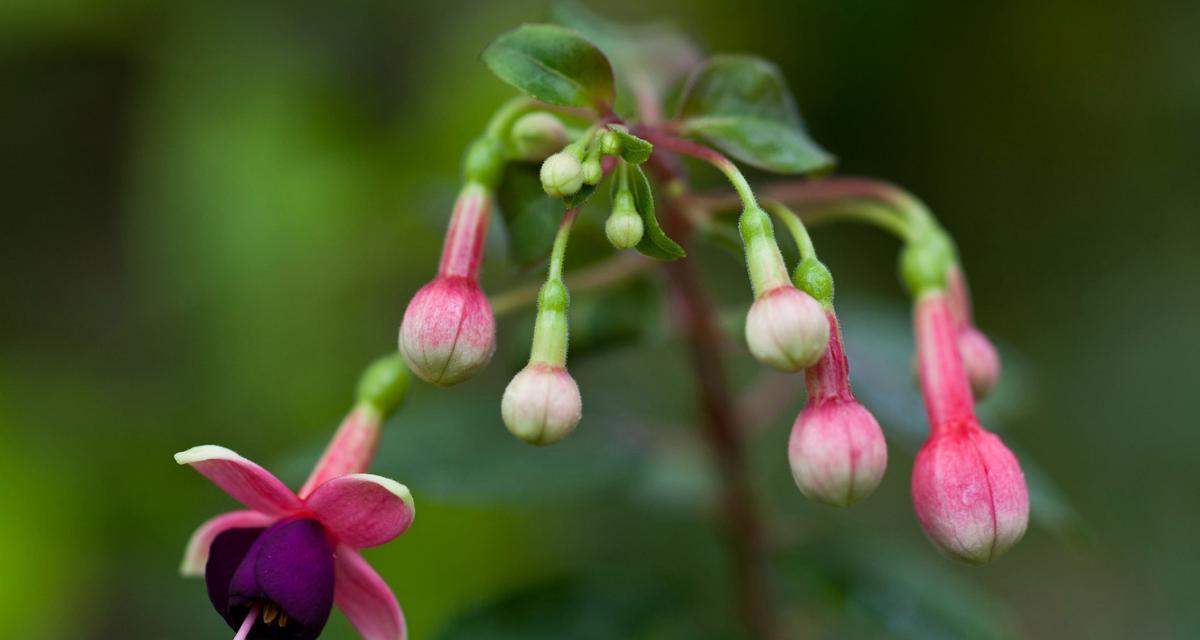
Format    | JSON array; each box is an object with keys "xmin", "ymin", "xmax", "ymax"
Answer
[
  {"xmin": 501, "ymin": 363, "xmax": 582, "ymax": 445},
  {"xmin": 958, "ymin": 327, "xmax": 1000, "ymax": 398},
  {"xmin": 599, "ymin": 129, "xmax": 621, "ymax": 156},
  {"xmin": 582, "ymin": 157, "xmax": 603, "ymax": 186},
  {"xmin": 788, "ymin": 311, "xmax": 886, "ymax": 506},
  {"xmin": 540, "ymin": 152, "xmax": 584, "ymax": 198},
  {"xmin": 912, "ymin": 423, "xmax": 1029, "ymax": 564},
  {"xmin": 745, "ymin": 286, "xmax": 830, "ymax": 371},
  {"xmin": 399, "ymin": 276, "xmax": 495, "ymax": 386},
  {"xmin": 510, "ymin": 112, "xmax": 568, "ymax": 161},
  {"xmin": 605, "ymin": 194, "xmax": 643, "ymax": 249},
  {"xmin": 790, "ymin": 401, "xmax": 887, "ymax": 507}
]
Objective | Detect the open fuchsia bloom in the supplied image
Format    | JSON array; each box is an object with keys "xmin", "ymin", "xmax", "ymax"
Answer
[
  {"xmin": 911, "ymin": 290, "xmax": 1029, "ymax": 564},
  {"xmin": 399, "ymin": 182, "xmax": 496, "ymax": 386},
  {"xmin": 788, "ymin": 310, "xmax": 888, "ymax": 507},
  {"xmin": 945, "ymin": 264, "xmax": 1001, "ymax": 398},
  {"xmin": 178, "ymin": 356, "xmax": 413, "ymax": 639}
]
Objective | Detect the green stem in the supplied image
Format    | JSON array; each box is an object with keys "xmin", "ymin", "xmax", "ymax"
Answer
[
  {"xmin": 762, "ymin": 200, "xmax": 816, "ymax": 260},
  {"xmin": 483, "ymin": 97, "xmax": 539, "ymax": 140},
  {"xmin": 548, "ymin": 209, "xmax": 577, "ymax": 281}
]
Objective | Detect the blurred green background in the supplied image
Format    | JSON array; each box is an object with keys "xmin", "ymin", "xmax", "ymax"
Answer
[{"xmin": 2, "ymin": 0, "xmax": 1197, "ymax": 638}]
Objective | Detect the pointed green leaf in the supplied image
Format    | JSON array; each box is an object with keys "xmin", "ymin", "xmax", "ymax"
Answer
[
  {"xmin": 616, "ymin": 163, "xmax": 685, "ymax": 261},
  {"xmin": 677, "ymin": 54, "xmax": 834, "ymax": 174},
  {"xmin": 607, "ymin": 124, "xmax": 653, "ymax": 164},
  {"xmin": 482, "ymin": 24, "xmax": 615, "ymax": 111}
]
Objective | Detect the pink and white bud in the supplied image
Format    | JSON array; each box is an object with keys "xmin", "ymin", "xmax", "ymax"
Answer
[
  {"xmin": 788, "ymin": 312, "xmax": 887, "ymax": 506},
  {"xmin": 745, "ymin": 286, "xmax": 830, "ymax": 372},
  {"xmin": 912, "ymin": 424, "xmax": 1029, "ymax": 564},
  {"xmin": 913, "ymin": 291, "xmax": 1028, "ymax": 563},
  {"xmin": 399, "ymin": 276, "xmax": 495, "ymax": 386},
  {"xmin": 399, "ymin": 183, "xmax": 496, "ymax": 386},
  {"xmin": 501, "ymin": 364, "xmax": 582, "ymax": 445}
]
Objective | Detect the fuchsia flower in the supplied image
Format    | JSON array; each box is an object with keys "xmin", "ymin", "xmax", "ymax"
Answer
[
  {"xmin": 178, "ymin": 406, "xmax": 413, "ymax": 639},
  {"xmin": 399, "ymin": 183, "xmax": 496, "ymax": 386},
  {"xmin": 745, "ymin": 285, "xmax": 830, "ymax": 372},
  {"xmin": 501, "ymin": 362, "xmax": 582, "ymax": 445},
  {"xmin": 911, "ymin": 291, "xmax": 1028, "ymax": 564},
  {"xmin": 945, "ymin": 265, "xmax": 1001, "ymax": 398},
  {"xmin": 788, "ymin": 310, "xmax": 888, "ymax": 506}
]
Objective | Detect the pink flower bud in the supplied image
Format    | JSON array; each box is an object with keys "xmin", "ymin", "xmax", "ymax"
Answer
[
  {"xmin": 912, "ymin": 424, "xmax": 1029, "ymax": 564},
  {"xmin": 399, "ymin": 276, "xmax": 495, "ymax": 386},
  {"xmin": 745, "ymin": 286, "xmax": 830, "ymax": 371},
  {"xmin": 958, "ymin": 327, "xmax": 1000, "ymax": 399},
  {"xmin": 788, "ymin": 312, "xmax": 887, "ymax": 506},
  {"xmin": 501, "ymin": 364, "xmax": 582, "ymax": 445},
  {"xmin": 913, "ymin": 291, "xmax": 1028, "ymax": 563},
  {"xmin": 399, "ymin": 184, "xmax": 496, "ymax": 386}
]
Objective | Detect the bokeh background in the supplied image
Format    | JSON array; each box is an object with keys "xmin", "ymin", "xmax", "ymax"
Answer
[{"xmin": 2, "ymin": 0, "xmax": 1197, "ymax": 638}]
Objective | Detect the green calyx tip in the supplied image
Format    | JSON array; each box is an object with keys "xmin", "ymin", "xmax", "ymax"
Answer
[
  {"xmin": 463, "ymin": 137, "xmax": 506, "ymax": 188},
  {"xmin": 794, "ymin": 258, "xmax": 834, "ymax": 307},
  {"xmin": 356, "ymin": 353, "xmax": 411, "ymax": 417}
]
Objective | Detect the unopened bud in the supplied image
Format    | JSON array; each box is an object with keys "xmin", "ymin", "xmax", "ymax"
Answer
[
  {"xmin": 745, "ymin": 286, "xmax": 830, "ymax": 371},
  {"xmin": 501, "ymin": 364, "xmax": 582, "ymax": 445},
  {"xmin": 599, "ymin": 130, "xmax": 621, "ymax": 156},
  {"xmin": 605, "ymin": 194, "xmax": 643, "ymax": 249},
  {"xmin": 789, "ymin": 401, "xmax": 887, "ymax": 506},
  {"xmin": 540, "ymin": 152, "xmax": 584, "ymax": 198},
  {"xmin": 582, "ymin": 157, "xmax": 603, "ymax": 185},
  {"xmin": 912, "ymin": 423, "xmax": 1029, "ymax": 564},
  {"xmin": 399, "ymin": 276, "xmax": 496, "ymax": 386},
  {"xmin": 958, "ymin": 327, "xmax": 1000, "ymax": 398},
  {"xmin": 510, "ymin": 112, "xmax": 568, "ymax": 161}
]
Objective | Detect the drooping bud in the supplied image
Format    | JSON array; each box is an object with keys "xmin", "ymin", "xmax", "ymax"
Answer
[
  {"xmin": 582, "ymin": 156, "xmax": 603, "ymax": 185},
  {"xmin": 501, "ymin": 363, "xmax": 582, "ymax": 445},
  {"xmin": 540, "ymin": 152, "xmax": 584, "ymax": 198},
  {"xmin": 605, "ymin": 191, "xmax": 644, "ymax": 249},
  {"xmin": 399, "ymin": 183, "xmax": 496, "ymax": 386},
  {"xmin": 911, "ymin": 291, "xmax": 1028, "ymax": 563},
  {"xmin": 912, "ymin": 424, "xmax": 1029, "ymax": 564},
  {"xmin": 510, "ymin": 112, "xmax": 568, "ymax": 161},
  {"xmin": 739, "ymin": 206, "xmax": 830, "ymax": 371},
  {"xmin": 745, "ymin": 286, "xmax": 830, "ymax": 371},
  {"xmin": 599, "ymin": 129, "xmax": 621, "ymax": 156},
  {"xmin": 945, "ymin": 264, "xmax": 1001, "ymax": 398},
  {"xmin": 789, "ymin": 312, "xmax": 887, "ymax": 506}
]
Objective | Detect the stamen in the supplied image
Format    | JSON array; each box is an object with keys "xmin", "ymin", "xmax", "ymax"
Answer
[
  {"xmin": 233, "ymin": 603, "xmax": 260, "ymax": 640},
  {"xmin": 278, "ymin": 612, "xmax": 289, "ymax": 627},
  {"xmin": 262, "ymin": 602, "xmax": 279, "ymax": 625}
]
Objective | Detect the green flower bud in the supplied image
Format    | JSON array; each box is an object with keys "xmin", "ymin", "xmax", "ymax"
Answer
[
  {"xmin": 582, "ymin": 157, "xmax": 603, "ymax": 186},
  {"xmin": 605, "ymin": 208, "xmax": 644, "ymax": 249},
  {"xmin": 599, "ymin": 130, "xmax": 621, "ymax": 156},
  {"xmin": 540, "ymin": 152, "xmax": 584, "ymax": 198},
  {"xmin": 510, "ymin": 112, "xmax": 568, "ymax": 161}
]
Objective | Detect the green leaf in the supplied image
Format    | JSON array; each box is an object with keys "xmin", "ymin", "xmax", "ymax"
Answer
[
  {"xmin": 495, "ymin": 164, "xmax": 561, "ymax": 267},
  {"xmin": 563, "ymin": 181, "xmax": 598, "ymax": 208},
  {"xmin": 607, "ymin": 124, "xmax": 653, "ymax": 164},
  {"xmin": 677, "ymin": 54, "xmax": 834, "ymax": 174},
  {"xmin": 623, "ymin": 163, "xmax": 685, "ymax": 260},
  {"xmin": 481, "ymin": 24, "xmax": 615, "ymax": 111}
]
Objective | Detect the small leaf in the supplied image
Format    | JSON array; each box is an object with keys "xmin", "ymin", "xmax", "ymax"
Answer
[
  {"xmin": 607, "ymin": 124, "xmax": 653, "ymax": 164},
  {"xmin": 481, "ymin": 24, "xmax": 615, "ymax": 111},
  {"xmin": 617, "ymin": 163, "xmax": 685, "ymax": 261},
  {"xmin": 495, "ymin": 164, "xmax": 561, "ymax": 266},
  {"xmin": 677, "ymin": 54, "xmax": 834, "ymax": 174}
]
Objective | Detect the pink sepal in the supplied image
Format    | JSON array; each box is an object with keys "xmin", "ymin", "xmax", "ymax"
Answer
[
  {"xmin": 307, "ymin": 474, "xmax": 414, "ymax": 548},
  {"xmin": 174, "ymin": 445, "xmax": 303, "ymax": 516},
  {"xmin": 334, "ymin": 545, "xmax": 407, "ymax": 640},
  {"xmin": 179, "ymin": 509, "xmax": 277, "ymax": 576}
]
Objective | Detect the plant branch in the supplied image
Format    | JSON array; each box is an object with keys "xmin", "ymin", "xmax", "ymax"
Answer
[{"xmin": 489, "ymin": 252, "xmax": 653, "ymax": 318}]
